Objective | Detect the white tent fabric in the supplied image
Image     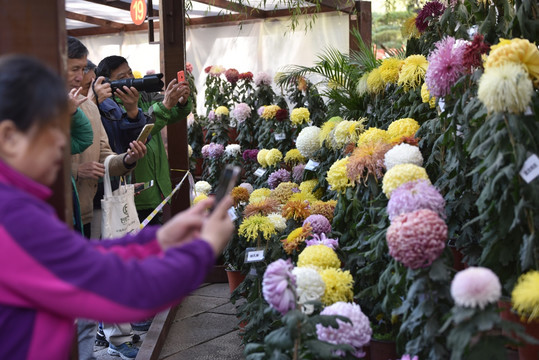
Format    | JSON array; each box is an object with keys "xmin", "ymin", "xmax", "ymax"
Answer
[{"xmin": 80, "ymin": 12, "xmax": 349, "ymax": 114}]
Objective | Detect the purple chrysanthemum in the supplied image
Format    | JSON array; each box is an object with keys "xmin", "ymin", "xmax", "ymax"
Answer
[
  {"xmin": 316, "ymin": 302, "xmax": 372, "ymax": 358},
  {"xmin": 387, "ymin": 180, "xmax": 446, "ymax": 221},
  {"xmin": 203, "ymin": 143, "xmax": 224, "ymax": 159},
  {"xmin": 268, "ymin": 169, "xmax": 291, "ymax": 189},
  {"xmin": 303, "ymin": 214, "xmax": 332, "ymax": 235},
  {"xmin": 306, "ymin": 233, "xmax": 339, "ymax": 250},
  {"xmin": 232, "ymin": 103, "xmax": 251, "ymax": 123},
  {"xmin": 416, "ymin": 1, "xmax": 446, "ymax": 33},
  {"xmin": 254, "ymin": 71, "xmax": 272, "ymax": 86},
  {"xmin": 292, "ymin": 163, "xmax": 306, "ymax": 183},
  {"xmin": 207, "ymin": 110, "xmax": 216, "ymax": 122},
  {"xmin": 425, "ymin": 36, "xmax": 467, "ymax": 97},
  {"xmin": 400, "ymin": 355, "xmax": 419, "ymax": 360},
  {"xmin": 242, "ymin": 149, "xmax": 259, "ymax": 162},
  {"xmin": 257, "ymin": 106, "xmax": 265, "ymax": 117},
  {"xmin": 262, "ymin": 259, "xmax": 297, "ymax": 315}
]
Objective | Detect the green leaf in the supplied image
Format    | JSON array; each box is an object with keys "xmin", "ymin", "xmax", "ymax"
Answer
[{"xmin": 265, "ymin": 327, "xmax": 294, "ymax": 350}]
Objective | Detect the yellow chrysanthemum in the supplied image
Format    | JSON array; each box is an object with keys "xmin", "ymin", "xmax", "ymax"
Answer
[
  {"xmin": 421, "ymin": 83, "xmax": 436, "ymax": 108},
  {"xmin": 489, "ymin": 38, "xmax": 512, "ymax": 52},
  {"xmin": 289, "ymin": 191, "xmax": 318, "ymax": 204},
  {"xmin": 367, "ymin": 67, "xmax": 385, "ymax": 94},
  {"xmin": 215, "ymin": 106, "xmax": 229, "ymax": 116},
  {"xmin": 238, "ymin": 215, "xmax": 276, "ymax": 242},
  {"xmin": 261, "ymin": 105, "xmax": 281, "ymax": 120},
  {"xmin": 265, "ymin": 148, "xmax": 283, "ymax": 167},
  {"xmin": 310, "ymin": 200, "xmax": 338, "ymax": 222},
  {"xmin": 290, "ymin": 107, "xmax": 310, "ymax": 126},
  {"xmin": 356, "ymin": 72, "xmax": 370, "ymax": 96},
  {"xmin": 193, "ymin": 194, "xmax": 208, "ymax": 205},
  {"xmin": 512, "ymin": 271, "xmax": 539, "ymax": 321},
  {"xmin": 257, "ymin": 149, "xmax": 269, "ymax": 167},
  {"xmin": 230, "ymin": 186, "xmax": 250, "ymax": 206},
  {"xmin": 332, "ymin": 120, "xmax": 366, "ymax": 148},
  {"xmin": 398, "ymin": 55, "xmax": 429, "ymax": 91},
  {"xmin": 380, "ymin": 58, "xmax": 404, "ymax": 84},
  {"xmin": 270, "ymin": 182, "xmax": 299, "ymax": 204},
  {"xmin": 326, "ymin": 158, "xmax": 353, "ymax": 194},
  {"xmin": 402, "ymin": 14, "xmax": 420, "ymax": 39},
  {"xmin": 298, "ymin": 244, "xmax": 341, "ymax": 270},
  {"xmin": 188, "ymin": 144, "xmax": 193, "ymax": 158},
  {"xmin": 485, "ymin": 38, "xmax": 539, "ymax": 85},
  {"xmin": 249, "ymin": 188, "xmax": 272, "ymax": 203},
  {"xmin": 357, "ymin": 127, "xmax": 390, "ymax": 145},
  {"xmin": 319, "ymin": 268, "xmax": 354, "ymax": 305},
  {"xmin": 282, "ymin": 200, "xmax": 311, "ymax": 221},
  {"xmin": 284, "ymin": 149, "xmax": 306, "ymax": 165},
  {"xmin": 382, "ymin": 163, "xmax": 430, "ymax": 198},
  {"xmin": 299, "ymin": 179, "xmax": 318, "ymax": 195},
  {"xmin": 282, "ymin": 225, "xmax": 312, "ymax": 254},
  {"xmin": 133, "ymin": 70, "xmax": 143, "ymax": 79},
  {"xmin": 319, "ymin": 119, "xmax": 340, "ymax": 147},
  {"xmin": 387, "ymin": 118, "xmax": 420, "ymax": 143}
]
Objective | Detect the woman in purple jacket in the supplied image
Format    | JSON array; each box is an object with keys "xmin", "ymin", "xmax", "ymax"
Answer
[{"xmin": 0, "ymin": 54, "xmax": 234, "ymax": 360}]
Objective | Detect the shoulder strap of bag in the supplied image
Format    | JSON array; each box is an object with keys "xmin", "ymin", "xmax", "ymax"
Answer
[{"xmin": 103, "ymin": 155, "xmax": 115, "ymax": 198}]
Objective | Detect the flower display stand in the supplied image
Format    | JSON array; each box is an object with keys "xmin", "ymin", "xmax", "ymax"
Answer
[{"xmin": 226, "ymin": 269, "xmax": 246, "ymax": 293}]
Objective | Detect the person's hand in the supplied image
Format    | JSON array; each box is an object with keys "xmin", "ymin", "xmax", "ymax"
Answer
[
  {"xmin": 77, "ymin": 161, "xmax": 105, "ymax": 180},
  {"xmin": 156, "ymin": 198, "xmax": 214, "ymax": 251},
  {"xmin": 91, "ymin": 76, "xmax": 112, "ymax": 104},
  {"xmin": 115, "ymin": 86, "xmax": 140, "ymax": 118},
  {"xmin": 124, "ymin": 140, "xmax": 147, "ymax": 164},
  {"xmin": 200, "ymin": 195, "xmax": 234, "ymax": 255},
  {"xmin": 68, "ymin": 87, "xmax": 87, "ymax": 114},
  {"xmin": 162, "ymin": 79, "xmax": 190, "ymax": 109}
]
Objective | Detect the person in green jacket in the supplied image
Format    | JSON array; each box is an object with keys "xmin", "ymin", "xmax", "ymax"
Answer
[{"xmin": 96, "ymin": 56, "xmax": 192, "ymax": 225}]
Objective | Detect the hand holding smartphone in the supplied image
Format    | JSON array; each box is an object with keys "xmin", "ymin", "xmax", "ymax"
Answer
[
  {"xmin": 136, "ymin": 123, "xmax": 155, "ymax": 144},
  {"xmin": 212, "ymin": 165, "xmax": 241, "ymax": 212},
  {"xmin": 177, "ymin": 70, "xmax": 185, "ymax": 83},
  {"xmin": 134, "ymin": 180, "xmax": 154, "ymax": 193}
]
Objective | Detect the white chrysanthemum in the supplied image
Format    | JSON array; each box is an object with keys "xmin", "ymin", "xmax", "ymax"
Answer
[
  {"xmin": 194, "ymin": 181, "xmax": 212, "ymax": 195},
  {"xmin": 267, "ymin": 213, "xmax": 287, "ymax": 232},
  {"xmin": 451, "ymin": 267, "xmax": 501, "ymax": 309},
  {"xmin": 356, "ymin": 73, "xmax": 369, "ymax": 96},
  {"xmin": 478, "ymin": 63, "xmax": 534, "ymax": 114},
  {"xmin": 225, "ymin": 144, "xmax": 241, "ymax": 157},
  {"xmin": 188, "ymin": 144, "xmax": 193, "ymax": 158},
  {"xmin": 296, "ymin": 126, "xmax": 322, "ymax": 159},
  {"xmin": 187, "ymin": 112, "xmax": 195, "ymax": 127},
  {"xmin": 239, "ymin": 182, "xmax": 254, "ymax": 194},
  {"xmin": 292, "ymin": 267, "xmax": 326, "ymax": 314},
  {"xmin": 332, "ymin": 120, "xmax": 353, "ymax": 148},
  {"xmin": 384, "ymin": 143, "xmax": 424, "ymax": 170}
]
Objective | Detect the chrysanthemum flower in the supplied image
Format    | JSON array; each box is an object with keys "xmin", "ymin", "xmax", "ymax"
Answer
[
  {"xmin": 203, "ymin": 143, "xmax": 224, "ymax": 158},
  {"xmin": 399, "ymin": 355, "xmax": 419, "ymax": 360},
  {"xmin": 333, "ymin": 120, "xmax": 366, "ymax": 148},
  {"xmin": 387, "ymin": 118, "xmax": 420, "ymax": 144},
  {"xmin": 485, "ymin": 38, "xmax": 539, "ymax": 85},
  {"xmin": 319, "ymin": 269, "xmax": 354, "ymax": 305},
  {"xmin": 238, "ymin": 214, "xmax": 276, "ymax": 242},
  {"xmin": 303, "ymin": 214, "xmax": 332, "ymax": 235},
  {"xmin": 367, "ymin": 67, "xmax": 385, "ymax": 94},
  {"xmin": 267, "ymin": 212, "xmax": 287, "ymax": 232},
  {"xmin": 425, "ymin": 36, "xmax": 467, "ymax": 98},
  {"xmin": 299, "ymin": 179, "xmax": 322, "ymax": 199},
  {"xmin": 292, "ymin": 164, "xmax": 306, "ymax": 183},
  {"xmin": 326, "ymin": 158, "xmax": 354, "ymax": 194},
  {"xmin": 275, "ymin": 108, "xmax": 288, "ymax": 122},
  {"xmin": 380, "ymin": 58, "xmax": 404, "ymax": 84},
  {"xmin": 421, "ymin": 83, "xmax": 436, "ymax": 108},
  {"xmin": 398, "ymin": 55, "xmax": 429, "ymax": 91},
  {"xmin": 282, "ymin": 225, "xmax": 312, "ymax": 254},
  {"xmin": 249, "ymin": 188, "xmax": 272, "ymax": 203},
  {"xmin": 209, "ymin": 65, "xmax": 225, "ymax": 76},
  {"xmin": 387, "ymin": 179, "xmax": 445, "ymax": 221},
  {"xmin": 347, "ymin": 141, "xmax": 392, "ymax": 184},
  {"xmin": 357, "ymin": 127, "xmax": 390, "ymax": 145},
  {"xmin": 239, "ymin": 71, "xmax": 253, "ymax": 81},
  {"xmin": 215, "ymin": 106, "xmax": 229, "ymax": 117},
  {"xmin": 512, "ymin": 271, "xmax": 539, "ymax": 321},
  {"xmin": 284, "ymin": 149, "xmax": 306, "ymax": 165},
  {"xmin": 231, "ymin": 103, "xmax": 251, "ymax": 123},
  {"xmin": 298, "ymin": 244, "xmax": 341, "ymax": 270},
  {"xmin": 239, "ymin": 182, "xmax": 254, "ymax": 194},
  {"xmin": 270, "ymin": 181, "xmax": 299, "ymax": 204},
  {"xmin": 356, "ymin": 73, "xmax": 370, "ymax": 96},
  {"xmin": 231, "ymin": 186, "xmax": 250, "ymax": 206},
  {"xmin": 289, "ymin": 191, "xmax": 318, "ymax": 205},
  {"xmin": 319, "ymin": 119, "xmax": 340, "ymax": 147},
  {"xmin": 262, "ymin": 259, "xmax": 296, "ymax": 315},
  {"xmin": 261, "ymin": 105, "xmax": 281, "ymax": 120},
  {"xmin": 265, "ymin": 148, "xmax": 283, "ymax": 167},
  {"xmin": 310, "ymin": 200, "xmax": 337, "ymax": 222},
  {"xmin": 254, "ymin": 71, "xmax": 272, "ymax": 86},
  {"xmin": 384, "ymin": 143, "xmax": 424, "ymax": 171},
  {"xmin": 415, "ymin": 1, "xmax": 446, "ymax": 33},
  {"xmin": 267, "ymin": 168, "xmax": 290, "ymax": 189},
  {"xmin": 187, "ymin": 144, "xmax": 193, "ymax": 158},
  {"xmin": 478, "ymin": 63, "xmax": 534, "ymax": 114},
  {"xmin": 242, "ymin": 149, "xmax": 259, "ymax": 162},
  {"xmin": 290, "ymin": 107, "xmax": 310, "ymax": 126},
  {"xmin": 306, "ymin": 233, "xmax": 339, "ymax": 250},
  {"xmin": 297, "ymin": 76, "xmax": 308, "ymax": 91},
  {"xmin": 224, "ymin": 144, "xmax": 241, "ymax": 157},
  {"xmin": 243, "ymin": 198, "xmax": 280, "ymax": 218},
  {"xmin": 193, "ymin": 193, "xmax": 208, "ymax": 205},
  {"xmin": 451, "ymin": 267, "xmax": 501, "ymax": 309},
  {"xmin": 316, "ymin": 302, "xmax": 371, "ymax": 357},
  {"xmin": 292, "ymin": 267, "xmax": 326, "ymax": 314},
  {"xmin": 194, "ymin": 181, "xmax": 212, "ymax": 196},
  {"xmin": 282, "ymin": 200, "xmax": 311, "ymax": 221},
  {"xmin": 386, "ymin": 209, "xmax": 447, "ymax": 269},
  {"xmin": 296, "ymin": 126, "xmax": 322, "ymax": 158},
  {"xmin": 257, "ymin": 149, "xmax": 269, "ymax": 167},
  {"xmin": 382, "ymin": 163, "xmax": 430, "ymax": 198},
  {"xmin": 402, "ymin": 14, "xmax": 420, "ymax": 38},
  {"xmin": 225, "ymin": 68, "xmax": 239, "ymax": 84},
  {"xmin": 463, "ymin": 34, "xmax": 490, "ymax": 71}
]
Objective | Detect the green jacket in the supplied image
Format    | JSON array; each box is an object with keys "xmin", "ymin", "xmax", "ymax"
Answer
[{"xmin": 133, "ymin": 92, "xmax": 192, "ymax": 210}]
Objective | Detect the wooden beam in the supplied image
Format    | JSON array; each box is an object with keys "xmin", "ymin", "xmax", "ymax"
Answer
[
  {"xmin": 349, "ymin": 1, "xmax": 371, "ymax": 51},
  {"xmin": 66, "ymin": 10, "xmax": 125, "ymax": 29},
  {"xmin": 83, "ymin": 0, "xmax": 160, "ymax": 15},
  {"xmin": 194, "ymin": 0, "xmax": 265, "ymax": 17},
  {"xmin": 68, "ymin": 21, "xmax": 153, "ymax": 36},
  {"xmin": 319, "ymin": 0, "xmax": 356, "ymax": 13}
]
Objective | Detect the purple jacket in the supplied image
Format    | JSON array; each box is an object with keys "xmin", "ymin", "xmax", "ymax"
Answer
[{"xmin": 0, "ymin": 160, "xmax": 215, "ymax": 359}]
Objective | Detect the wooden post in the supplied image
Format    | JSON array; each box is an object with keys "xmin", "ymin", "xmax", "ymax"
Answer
[
  {"xmin": 349, "ymin": 1, "xmax": 372, "ymax": 53},
  {"xmin": 159, "ymin": 0, "xmax": 190, "ymax": 216}
]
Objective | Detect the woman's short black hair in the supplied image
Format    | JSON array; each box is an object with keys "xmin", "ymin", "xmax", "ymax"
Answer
[
  {"xmin": 0, "ymin": 55, "xmax": 68, "ymax": 132},
  {"xmin": 96, "ymin": 55, "xmax": 128, "ymax": 79}
]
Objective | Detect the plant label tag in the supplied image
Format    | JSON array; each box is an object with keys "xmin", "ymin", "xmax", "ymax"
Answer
[
  {"xmin": 438, "ymin": 98, "xmax": 446, "ymax": 113},
  {"xmin": 305, "ymin": 159, "xmax": 319, "ymax": 171},
  {"xmin": 524, "ymin": 107, "xmax": 533, "ymax": 116},
  {"xmin": 367, "ymin": 105, "xmax": 373, "ymax": 114},
  {"xmin": 520, "ymin": 154, "xmax": 539, "ymax": 184},
  {"xmin": 228, "ymin": 207, "xmax": 237, "ymax": 221},
  {"xmin": 274, "ymin": 133, "xmax": 286, "ymax": 141},
  {"xmin": 249, "ymin": 266, "xmax": 257, "ymax": 276},
  {"xmin": 254, "ymin": 168, "xmax": 266, "ymax": 177},
  {"xmin": 245, "ymin": 247, "xmax": 265, "ymax": 263}
]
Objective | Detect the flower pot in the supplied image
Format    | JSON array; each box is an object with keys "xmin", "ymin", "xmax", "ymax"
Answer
[
  {"xmin": 518, "ymin": 320, "xmax": 539, "ymax": 360},
  {"xmin": 226, "ymin": 269, "xmax": 246, "ymax": 293},
  {"xmin": 195, "ymin": 158, "xmax": 203, "ymax": 177},
  {"xmin": 365, "ymin": 339, "xmax": 397, "ymax": 360},
  {"xmin": 228, "ymin": 127, "xmax": 238, "ymax": 143}
]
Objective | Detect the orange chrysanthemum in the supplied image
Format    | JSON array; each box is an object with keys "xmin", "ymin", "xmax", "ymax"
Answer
[
  {"xmin": 310, "ymin": 200, "xmax": 338, "ymax": 223},
  {"xmin": 230, "ymin": 186, "xmax": 250, "ymax": 207},
  {"xmin": 281, "ymin": 224, "xmax": 312, "ymax": 254},
  {"xmin": 243, "ymin": 198, "xmax": 280, "ymax": 218},
  {"xmin": 282, "ymin": 200, "xmax": 311, "ymax": 221},
  {"xmin": 346, "ymin": 141, "xmax": 393, "ymax": 184}
]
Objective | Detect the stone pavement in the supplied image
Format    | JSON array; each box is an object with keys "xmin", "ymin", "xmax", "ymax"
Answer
[{"xmin": 94, "ymin": 283, "xmax": 244, "ymax": 360}]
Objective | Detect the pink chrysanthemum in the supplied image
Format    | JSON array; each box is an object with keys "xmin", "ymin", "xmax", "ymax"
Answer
[
  {"xmin": 425, "ymin": 36, "xmax": 467, "ymax": 97},
  {"xmin": 186, "ymin": 62, "xmax": 193, "ymax": 73},
  {"xmin": 316, "ymin": 302, "xmax": 372, "ymax": 358},
  {"xmin": 303, "ymin": 214, "xmax": 332, "ymax": 235},
  {"xmin": 202, "ymin": 143, "xmax": 224, "ymax": 159},
  {"xmin": 306, "ymin": 233, "xmax": 339, "ymax": 250},
  {"xmin": 267, "ymin": 169, "xmax": 291, "ymax": 189},
  {"xmin": 262, "ymin": 259, "xmax": 297, "ymax": 315},
  {"xmin": 400, "ymin": 355, "xmax": 419, "ymax": 360},
  {"xmin": 254, "ymin": 71, "xmax": 272, "ymax": 86},
  {"xmin": 451, "ymin": 267, "xmax": 501, "ymax": 309},
  {"xmin": 292, "ymin": 164, "xmax": 306, "ymax": 183},
  {"xmin": 225, "ymin": 68, "xmax": 240, "ymax": 84},
  {"xmin": 386, "ymin": 209, "xmax": 447, "ymax": 269},
  {"xmin": 232, "ymin": 103, "xmax": 251, "ymax": 123},
  {"xmin": 416, "ymin": 1, "xmax": 446, "ymax": 33},
  {"xmin": 387, "ymin": 180, "xmax": 446, "ymax": 221}
]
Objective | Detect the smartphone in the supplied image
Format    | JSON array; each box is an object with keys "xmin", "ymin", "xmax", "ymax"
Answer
[
  {"xmin": 134, "ymin": 180, "xmax": 154, "ymax": 193},
  {"xmin": 136, "ymin": 123, "xmax": 154, "ymax": 143},
  {"xmin": 177, "ymin": 70, "xmax": 185, "ymax": 83},
  {"xmin": 212, "ymin": 165, "xmax": 241, "ymax": 211}
]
